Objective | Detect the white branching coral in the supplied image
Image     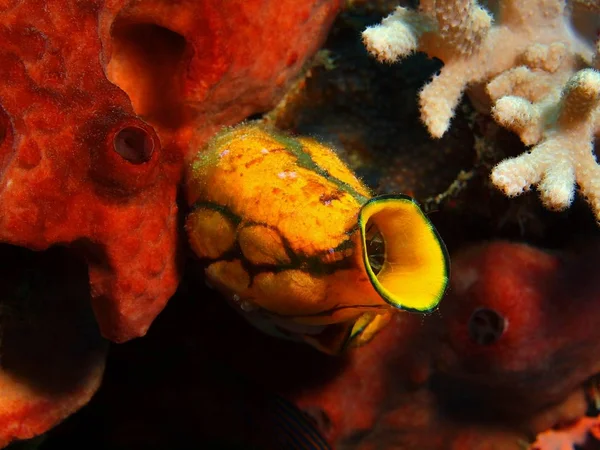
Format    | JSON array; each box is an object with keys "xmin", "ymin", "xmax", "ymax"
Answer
[
  {"xmin": 492, "ymin": 69, "xmax": 600, "ymax": 214},
  {"xmin": 363, "ymin": 0, "xmax": 600, "ymax": 221}
]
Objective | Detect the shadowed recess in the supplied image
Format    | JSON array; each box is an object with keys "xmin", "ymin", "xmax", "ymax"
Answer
[
  {"xmin": 108, "ymin": 21, "xmax": 188, "ymax": 128},
  {"xmin": 0, "ymin": 105, "xmax": 12, "ymax": 178}
]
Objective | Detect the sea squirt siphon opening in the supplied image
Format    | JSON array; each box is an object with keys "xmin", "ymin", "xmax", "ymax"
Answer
[{"xmin": 358, "ymin": 194, "xmax": 450, "ymax": 313}]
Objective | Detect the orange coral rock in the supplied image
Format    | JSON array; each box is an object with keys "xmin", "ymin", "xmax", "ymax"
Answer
[
  {"xmin": 532, "ymin": 415, "xmax": 600, "ymax": 450},
  {"xmin": 97, "ymin": 0, "xmax": 344, "ymax": 160},
  {"xmin": 0, "ymin": 0, "xmax": 341, "ymax": 342}
]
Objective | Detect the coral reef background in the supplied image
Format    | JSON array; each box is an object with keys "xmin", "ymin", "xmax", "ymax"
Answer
[{"xmin": 2, "ymin": 1, "xmax": 600, "ymax": 449}]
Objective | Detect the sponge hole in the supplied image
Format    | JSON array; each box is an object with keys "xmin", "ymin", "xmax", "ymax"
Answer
[{"xmin": 107, "ymin": 22, "xmax": 188, "ymax": 128}]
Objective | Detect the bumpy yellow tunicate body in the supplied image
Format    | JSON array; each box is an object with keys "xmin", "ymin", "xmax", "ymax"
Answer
[{"xmin": 186, "ymin": 123, "xmax": 449, "ymax": 354}]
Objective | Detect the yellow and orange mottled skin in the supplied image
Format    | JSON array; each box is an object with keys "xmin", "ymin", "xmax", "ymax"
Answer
[
  {"xmin": 185, "ymin": 123, "xmax": 449, "ymax": 354},
  {"xmin": 186, "ymin": 123, "xmax": 380, "ymax": 322},
  {"xmin": 0, "ymin": 0, "xmax": 342, "ymax": 342}
]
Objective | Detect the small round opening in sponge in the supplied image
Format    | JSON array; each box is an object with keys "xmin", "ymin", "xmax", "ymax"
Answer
[{"xmin": 113, "ymin": 126, "xmax": 155, "ymax": 164}]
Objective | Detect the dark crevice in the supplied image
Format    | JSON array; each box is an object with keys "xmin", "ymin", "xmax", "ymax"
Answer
[{"xmin": 108, "ymin": 21, "xmax": 188, "ymax": 128}]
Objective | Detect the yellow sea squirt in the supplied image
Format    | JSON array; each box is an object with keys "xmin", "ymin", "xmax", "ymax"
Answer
[{"xmin": 185, "ymin": 123, "xmax": 449, "ymax": 354}]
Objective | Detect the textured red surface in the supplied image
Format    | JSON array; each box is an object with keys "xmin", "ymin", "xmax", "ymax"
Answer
[
  {"xmin": 435, "ymin": 241, "xmax": 600, "ymax": 416},
  {"xmin": 0, "ymin": 0, "xmax": 341, "ymax": 342}
]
